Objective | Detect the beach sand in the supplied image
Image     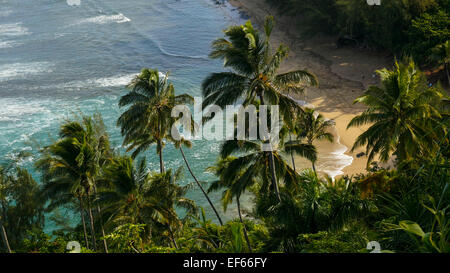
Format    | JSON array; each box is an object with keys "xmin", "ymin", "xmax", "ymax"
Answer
[{"xmin": 228, "ymin": 0, "xmax": 393, "ymax": 177}]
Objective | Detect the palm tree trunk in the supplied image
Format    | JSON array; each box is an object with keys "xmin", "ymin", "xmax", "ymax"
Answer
[
  {"xmin": 79, "ymin": 197, "xmax": 90, "ymax": 249},
  {"xmin": 308, "ymin": 140, "xmax": 317, "ymax": 173},
  {"xmin": 236, "ymin": 197, "xmax": 252, "ymax": 253},
  {"xmin": 289, "ymin": 134, "xmax": 296, "ymax": 172},
  {"xmin": 167, "ymin": 224, "xmax": 178, "ymax": 249},
  {"xmin": 179, "ymin": 146, "xmax": 223, "ymax": 226},
  {"xmin": 158, "ymin": 140, "xmax": 165, "ymax": 173},
  {"xmin": 0, "ymin": 220, "xmax": 11, "ymax": 253},
  {"xmin": 86, "ymin": 196, "xmax": 97, "ymax": 251},
  {"xmin": 93, "ymin": 185, "xmax": 108, "ymax": 253},
  {"xmin": 258, "ymin": 93, "xmax": 281, "ymax": 202}
]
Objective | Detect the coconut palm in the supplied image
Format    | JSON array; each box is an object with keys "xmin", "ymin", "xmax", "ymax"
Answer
[
  {"xmin": 36, "ymin": 115, "xmax": 112, "ymax": 251},
  {"xmin": 57, "ymin": 114, "xmax": 111, "ymax": 252},
  {"xmin": 296, "ymin": 108, "xmax": 334, "ymax": 172},
  {"xmin": 118, "ymin": 69, "xmax": 223, "ymax": 225},
  {"xmin": 217, "ymin": 134, "xmax": 316, "ymax": 204},
  {"xmin": 0, "ymin": 167, "xmax": 44, "ymax": 252},
  {"xmin": 207, "ymin": 156, "xmax": 254, "ymax": 252},
  {"xmin": 98, "ymin": 156, "xmax": 197, "ymax": 249},
  {"xmin": 117, "ymin": 68, "xmax": 192, "ymax": 173},
  {"xmin": 202, "ymin": 16, "xmax": 318, "ymax": 201},
  {"xmin": 206, "ymin": 136, "xmax": 314, "ymax": 251},
  {"xmin": 348, "ymin": 60, "xmax": 444, "ymax": 164}
]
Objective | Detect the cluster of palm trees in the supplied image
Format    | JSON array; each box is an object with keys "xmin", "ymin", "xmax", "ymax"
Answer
[
  {"xmin": 12, "ymin": 16, "xmax": 446, "ymax": 253},
  {"xmin": 32, "ymin": 16, "xmax": 336, "ymax": 252}
]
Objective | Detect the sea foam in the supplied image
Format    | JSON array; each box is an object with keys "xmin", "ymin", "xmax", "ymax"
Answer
[
  {"xmin": 0, "ymin": 98, "xmax": 52, "ymax": 122},
  {"xmin": 76, "ymin": 13, "xmax": 131, "ymax": 25},
  {"xmin": 59, "ymin": 73, "xmax": 137, "ymax": 89},
  {"xmin": 0, "ymin": 62, "xmax": 53, "ymax": 82},
  {"xmin": 0, "ymin": 23, "xmax": 30, "ymax": 36}
]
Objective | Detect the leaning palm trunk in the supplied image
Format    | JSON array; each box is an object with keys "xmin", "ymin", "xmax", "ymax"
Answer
[
  {"xmin": 259, "ymin": 93, "xmax": 281, "ymax": 202},
  {"xmin": 167, "ymin": 224, "xmax": 178, "ymax": 249},
  {"xmin": 93, "ymin": 185, "xmax": 108, "ymax": 253},
  {"xmin": 79, "ymin": 197, "xmax": 90, "ymax": 249},
  {"xmin": 236, "ymin": 197, "xmax": 252, "ymax": 252},
  {"xmin": 179, "ymin": 146, "xmax": 223, "ymax": 225},
  {"xmin": 157, "ymin": 140, "xmax": 165, "ymax": 173},
  {"xmin": 86, "ymin": 196, "xmax": 97, "ymax": 251},
  {"xmin": 0, "ymin": 220, "xmax": 11, "ymax": 253}
]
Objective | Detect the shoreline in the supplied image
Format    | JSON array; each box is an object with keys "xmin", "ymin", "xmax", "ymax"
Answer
[{"xmin": 228, "ymin": 0, "xmax": 393, "ymax": 177}]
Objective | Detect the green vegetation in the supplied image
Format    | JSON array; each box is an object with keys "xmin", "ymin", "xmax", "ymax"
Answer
[
  {"xmin": 266, "ymin": 0, "xmax": 450, "ymax": 77},
  {"xmin": 0, "ymin": 16, "xmax": 449, "ymax": 253}
]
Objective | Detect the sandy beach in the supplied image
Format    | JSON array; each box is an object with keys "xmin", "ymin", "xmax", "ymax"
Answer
[{"xmin": 228, "ymin": 0, "xmax": 393, "ymax": 177}]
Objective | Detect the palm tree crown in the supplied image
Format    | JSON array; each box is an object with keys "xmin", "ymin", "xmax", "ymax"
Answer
[
  {"xmin": 117, "ymin": 68, "xmax": 193, "ymax": 173},
  {"xmin": 348, "ymin": 60, "xmax": 444, "ymax": 164},
  {"xmin": 202, "ymin": 16, "xmax": 318, "ymax": 121}
]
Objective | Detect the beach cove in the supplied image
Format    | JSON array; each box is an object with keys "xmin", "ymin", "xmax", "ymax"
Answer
[
  {"xmin": 1, "ymin": 0, "xmax": 393, "ymax": 227},
  {"xmin": 229, "ymin": 0, "xmax": 393, "ymax": 177}
]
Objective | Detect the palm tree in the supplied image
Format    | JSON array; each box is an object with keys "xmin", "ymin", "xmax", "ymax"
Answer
[
  {"xmin": 175, "ymin": 139, "xmax": 224, "ymax": 226},
  {"xmin": 37, "ymin": 115, "xmax": 112, "ymax": 251},
  {"xmin": 430, "ymin": 40, "xmax": 450, "ymax": 85},
  {"xmin": 348, "ymin": 60, "xmax": 444, "ymax": 164},
  {"xmin": 37, "ymin": 133, "xmax": 96, "ymax": 250},
  {"xmin": 117, "ymin": 68, "xmax": 192, "ymax": 173},
  {"xmin": 118, "ymin": 69, "xmax": 223, "ymax": 225},
  {"xmin": 206, "ymin": 129, "xmax": 315, "ymax": 250},
  {"xmin": 202, "ymin": 16, "xmax": 318, "ymax": 201},
  {"xmin": 296, "ymin": 108, "xmax": 334, "ymax": 172},
  {"xmin": 0, "ymin": 167, "xmax": 12, "ymax": 253},
  {"xmin": 58, "ymin": 114, "xmax": 111, "ymax": 252},
  {"xmin": 217, "ymin": 135, "xmax": 316, "ymax": 203},
  {"xmin": 207, "ymin": 157, "xmax": 255, "ymax": 252},
  {"xmin": 98, "ymin": 156, "xmax": 197, "ymax": 249}
]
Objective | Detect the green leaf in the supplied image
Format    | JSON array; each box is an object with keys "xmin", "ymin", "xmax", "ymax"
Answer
[{"xmin": 399, "ymin": 220, "xmax": 425, "ymax": 238}]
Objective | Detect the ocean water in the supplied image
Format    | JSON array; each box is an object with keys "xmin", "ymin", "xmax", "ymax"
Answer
[
  {"xmin": 0, "ymin": 0, "xmax": 351, "ymax": 229},
  {"xmin": 0, "ymin": 0, "xmax": 247, "ymax": 226}
]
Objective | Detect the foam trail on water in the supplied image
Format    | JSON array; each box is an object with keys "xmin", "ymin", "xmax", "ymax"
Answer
[
  {"xmin": 61, "ymin": 73, "xmax": 138, "ymax": 88},
  {"xmin": 0, "ymin": 98, "xmax": 52, "ymax": 122},
  {"xmin": 0, "ymin": 62, "xmax": 53, "ymax": 82},
  {"xmin": 75, "ymin": 13, "xmax": 131, "ymax": 25}
]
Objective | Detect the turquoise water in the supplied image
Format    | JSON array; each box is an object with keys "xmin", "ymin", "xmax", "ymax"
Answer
[{"xmin": 0, "ymin": 0, "xmax": 248, "ymax": 226}]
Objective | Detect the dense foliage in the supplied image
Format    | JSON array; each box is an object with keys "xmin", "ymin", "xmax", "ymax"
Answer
[
  {"xmin": 0, "ymin": 16, "xmax": 448, "ymax": 253},
  {"xmin": 266, "ymin": 0, "xmax": 450, "ymax": 66}
]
